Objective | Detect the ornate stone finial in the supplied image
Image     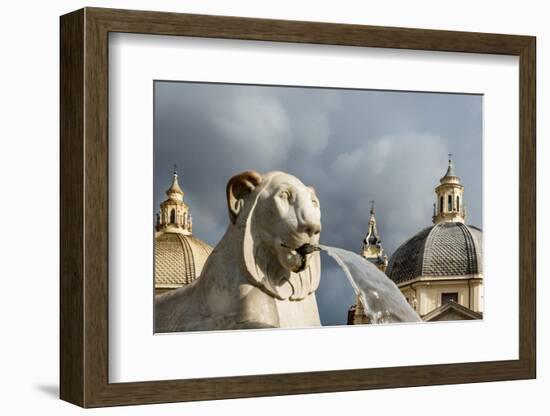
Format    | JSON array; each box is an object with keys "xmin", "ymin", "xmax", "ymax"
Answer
[
  {"xmin": 166, "ymin": 165, "xmax": 184, "ymax": 198},
  {"xmin": 370, "ymin": 200, "xmax": 375, "ymax": 215},
  {"xmin": 443, "ymin": 153, "xmax": 456, "ymax": 178}
]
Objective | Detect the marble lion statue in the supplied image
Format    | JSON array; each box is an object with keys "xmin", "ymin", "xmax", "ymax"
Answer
[{"xmin": 155, "ymin": 170, "xmax": 322, "ymax": 332}]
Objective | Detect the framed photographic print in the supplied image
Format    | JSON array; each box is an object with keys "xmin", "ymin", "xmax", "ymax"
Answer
[{"xmin": 60, "ymin": 7, "xmax": 536, "ymax": 408}]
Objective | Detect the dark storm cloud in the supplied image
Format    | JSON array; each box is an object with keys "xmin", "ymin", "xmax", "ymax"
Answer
[{"xmin": 154, "ymin": 81, "xmax": 482, "ymax": 326}]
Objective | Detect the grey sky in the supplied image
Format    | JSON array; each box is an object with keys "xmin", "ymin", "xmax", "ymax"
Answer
[{"xmin": 154, "ymin": 81, "xmax": 482, "ymax": 326}]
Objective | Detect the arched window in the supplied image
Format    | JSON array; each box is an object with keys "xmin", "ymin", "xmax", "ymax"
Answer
[
  {"xmin": 448, "ymin": 195, "xmax": 452, "ymax": 212},
  {"xmin": 456, "ymin": 196, "xmax": 460, "ymax": 212},
  {"xmin": 439, "ymin": 196, "xmax": 443, "ymax": 213},
  {"xmin": 170, "ymin": 208, "xmax": 176, "ymax": 223}
]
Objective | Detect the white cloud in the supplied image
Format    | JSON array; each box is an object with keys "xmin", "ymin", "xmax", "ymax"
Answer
[{"xmin": 211, "ymin": 93, "xmax": 293, "ymax": 169}]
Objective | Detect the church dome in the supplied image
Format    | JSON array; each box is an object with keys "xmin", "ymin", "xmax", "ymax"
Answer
[
  {"xmin": 386, "ymin": 222, "xmax": 483, "ymax": 284},
  {"xmin": 155, "ymin": 232, "xmax": 213, "ymax": 290}
]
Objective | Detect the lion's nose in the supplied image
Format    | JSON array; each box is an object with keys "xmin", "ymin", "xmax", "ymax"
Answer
[{"xmin": 301, "ymin": 222, "xmax": 321, "ymax": 237}]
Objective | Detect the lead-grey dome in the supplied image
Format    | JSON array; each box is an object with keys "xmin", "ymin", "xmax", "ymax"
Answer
[{"xmin": 386, "ymin": 222, "xmax": 483, "ymax": 284}]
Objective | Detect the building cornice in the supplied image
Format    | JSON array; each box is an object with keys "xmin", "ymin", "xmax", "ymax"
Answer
[{"xmin": 397, "ymin": 274, "xmax": 483, "ymax": 288}]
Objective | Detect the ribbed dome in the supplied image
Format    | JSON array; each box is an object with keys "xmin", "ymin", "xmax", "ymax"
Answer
[
  {"xmin": 154, "ymin": 232, "xmax": 213, "ymax": 289},
  {"xmin": 386, "ymin": 222, "xmax": 483, "ymax": 284}
]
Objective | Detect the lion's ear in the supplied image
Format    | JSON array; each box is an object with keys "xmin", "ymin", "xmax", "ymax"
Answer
[{"xmin": 226, "ymin": 170, "xmax": 262, "ymax": 224}]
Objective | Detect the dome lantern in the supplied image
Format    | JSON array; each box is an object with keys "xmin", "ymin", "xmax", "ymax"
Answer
[
  {"xmin": 156, "ymin": 166, "xmax": 193, "ymax": 235},
  {"xmin": 432, "ymin": 154, "xmax": 466, "ymax": 225}
]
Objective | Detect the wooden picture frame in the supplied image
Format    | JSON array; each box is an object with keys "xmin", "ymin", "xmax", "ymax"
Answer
[{"xmin": 60, "ymin": 7, "xmax": 536, "ymax": 408}]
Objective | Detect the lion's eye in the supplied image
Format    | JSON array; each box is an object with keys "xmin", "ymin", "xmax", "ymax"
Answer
[
  {"xmin": 311, "ymin": 197, "xmax": 319, "ymax": 208},
  {"xmin": 279, "ymin": 190, "xmax": 292, "ymax": 201}
]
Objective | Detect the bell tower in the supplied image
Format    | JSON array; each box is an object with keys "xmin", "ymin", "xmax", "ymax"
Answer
[
  {"xmin": 361, "ymin": 201, "xmax": 388, "ymax": 271},
  {"xmin": 155, "ymin": 166, "xmax": 193, "ymax": 235},
  {"xmin": 349, "ymin": 201, "xmax": 389, "ymax": 325},
  {"xmin": 432, "ymin": 154, "xmax": 466, "ymax": 224}
]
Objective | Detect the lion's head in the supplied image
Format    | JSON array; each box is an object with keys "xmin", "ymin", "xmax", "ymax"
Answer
[{"xmin": 226, "ymin": 170, "xmax": 322, "ymax": 301}]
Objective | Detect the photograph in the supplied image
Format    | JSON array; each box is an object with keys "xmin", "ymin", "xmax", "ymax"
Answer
[{"xmin": 152, "ymin": 81, "xmax": 483, "ymax": 333}]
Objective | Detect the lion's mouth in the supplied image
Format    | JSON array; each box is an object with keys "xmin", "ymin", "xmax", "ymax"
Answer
[
  {"xmin": 281, "ymin": 243, "xmax": 321, "ymax": 256},
  {"xmin": 280, "ymin": 243, "xmax": 321, "ymax": 273}
]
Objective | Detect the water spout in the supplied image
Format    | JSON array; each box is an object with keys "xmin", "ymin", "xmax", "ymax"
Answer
[
  {"xmin": 319, "ymin": 245, "xmax": 421, "ymax": 324},
  {"xmin": 281, "ymin": 242, "xmax": 420, "ymax": 324}
]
